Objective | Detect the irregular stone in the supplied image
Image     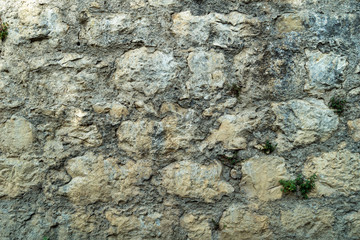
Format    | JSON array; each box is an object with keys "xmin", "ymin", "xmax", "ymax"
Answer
[
  {"xmin": 345, "ymin": 211, "xmax": 360, "ymax": 239},
  {"xmin": 60, "ymin": 152, "xmax": 152, "ymax": 205},
  {"xmin": 0, "ymin": 157, "xmax": 42, "ymax": 198},
  {"xmin": 79, "ymin": 14, "xmax": 130, "ymax": 47},
  {"xmin": 117, "ymin": 120, "xmax": 156, "ymax": 156},
  {"xmin": 219, "ymin": 204, "xmax": 272, "ymax": 240},
  {"xmin": 206, "ymin": 110, "xmax": 262, "ymax": 150},
  {"xmin": 347, "ymin": 118, "xmax": 360, "ymax": 141},
  {"xmin": 161, "ymin": 160, "xmax": 234, "ymax": 202},
  {"xmin": 148, "ymin": 0, "xmax": 177, "ymax": 6},
  {"xmin": 56, "ymin": 124, "xmax": 102, "ymax": 147},
  {"xmin": 71, "ymin": 209, "xmax": 97, "ymax": 233},
  {"xmin": 240, "ymin": 156, "xmax": 290, "ymax": 202},
  {"xmin": 303, "ymin": 150, "xmax": 360, "ymax": 197},
  {"xmin": 305, "ymin": 50, "xmax": 348, "ymax": 93},
  {"xmin": 112, "ymin": 47, "xmax": 178, "ymax": 97},
  {"xmin": 110, "ymin": 103, "xmax": 129, "ymax": 119},
  {"xmin": 276, "ymin": 14, "xmax": 304, "ymax": 33},
  {"xmin": 272, "ymin": 98, "xmax": 338, "ymax": 151},
  {"xmin": 180, "ymin": 214, "xmax": 212, "ymax": 240},
  {"xmin": 0, "ymin": 116, "xmax": 34, "ymax": 155},
  {"xmin": 186, "ymin": 50, "xmax": 226, "ymax": 97},
  {"xmin": 281, "ymin": 205, "xmax": 334, "ymax": 239}
]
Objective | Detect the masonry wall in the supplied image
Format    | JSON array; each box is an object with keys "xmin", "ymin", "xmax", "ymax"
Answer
[{"xmin": 0, "ymin": 0, "xmax": 360, "ymax": 239}]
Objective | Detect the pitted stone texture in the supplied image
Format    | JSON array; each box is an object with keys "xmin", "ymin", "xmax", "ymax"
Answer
[
  {"xmin": 276, "ymin": 14, "xmax": 304, "ymax": 33},
  {"xmin": 112, "ymin": 47, "xmax": 178, "ymax": 97},
  {"xmin": 303, "ymin": 150, "xmax": 360, "ymax": 197},
  {"xmin": 345, "ymin": 211, "xmax": 360, "ymax": 239},
  {"xmin": 305, "ymin": 50, "xmax": 348, "ymax": 93},
  {"xmin": 219, "ymin": 204, "xmax": 272, "ymax": 240},
  {"xmin": 240, "ymin": 156, "xmax": 290, "ymax": 202},
  {"xmin": 0, "ymin": 157, "xmax": 42, "ymax": 198},
  {"xmin": 61, "ymin": 153, "xmax": 152, "ymax": 205},
  {"xmin": 171, "ymin": 11, "xmax": 259, "ymax": 48},
  {"xmin": 161, "ymin": 160, "xmax": 234, "ymax": 202},
  {"xmin": 347, "ymin": 118, "xmax": 360, "ymax": 141},
  {"xmin": 180, "ymin": 214, "xmax": 212, "ymax": 240},
  {"xmin": 206, "ymin": 110, "xmax": 262, "ymax": 150},
  {"xmin": 0, "ymin": 116, "xmax": 34, "ymax": 156},
  {"xmin": 80, "ymin": 13, "xmax": 130, "ymax": 47},
  {"xmin": 281, "ymin": 205, "xmax": 334, "ymax": 239},
  {"xmin": 272, "ymin": 98, "xmax": 338, "ymax": 151},
  {"xmin": 186, "ymin": 50, "xmax": 226, "ymax": 98},
  {"xmin": 56, "ymin": 124, "xmax": 102, "ymax": 147}
]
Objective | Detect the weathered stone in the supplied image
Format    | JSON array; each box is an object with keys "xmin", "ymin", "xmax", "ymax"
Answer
[
  {"xmin": 303, "ymin": 150, "xmax": 360, "ymax": 197},
  {"xmin": 272, "ymin": 98, "xmax": 338, "ymax": 151},
  {"xmin": 0, "ymin": 116, "xmax": 34, "ymax": 155},
  {"xmin": 206, "ymin": 110, "xmax": 261, "ymax": 150},
  {"xmin": 180, "ymin": 214, "xmax": 212, "ymax": 240},
  {"xmin": 60, "ymin": 152, "xmax": 152, "ymax": 205},
  {"xmin": 305, "ymin": 50, "xmax": 348, "ymax": 93},
  {"xmin": 219, "ymin": 204, "xmax": 272, "ymax": 240},
  {"xmin": 56, "ymin": 124, "xmax": 102, "ymax": 147},
  {"xmin": 345, "ymin": 211, "xmax": 360, "ymax": 239},
  {"xmin": 276, "ymin": 14, "xmax": 304, "ymax": 33},
  {"xmin": 0, "ymin": 157, "xmax": 42, "ymax": 198},
  {"xmin": 281, "ymin": 205, "xmax": 334, "ymax": 239},
  {"xmin": 240, "ymin": 156, "xmax": 290, "ymax": 202},
  {"xmin": 347, "ymin": 118, "xmax": 360, "ymax": 141},
  {"xmin": 112, "ymin": 47, "xmax": 178, "ymax": 97},
  {"xmin": 161, "ymin": 160, "xmax": 234, "ymax": 202},
  {"xmin": 110, "ymin": 103, "xmax": 129, "ymax": 118}
]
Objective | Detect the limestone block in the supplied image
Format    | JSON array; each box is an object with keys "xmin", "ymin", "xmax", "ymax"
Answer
[
  {"xmin": 305, "ymin": 50, "xmax": 348, "ymax": 93},
  {"xmin": 240, "ymin": 156, "xmax": 290, "ymax": 202},
  {"xmin": 345, "ymin": 211, "xmax": 360, "ymax": 239},
  {"xmin": 161, "ymin": 160, "xmax": 234, "ymax": 202},
  {"xmin": 61, "ymin": 152, "xmax": 152, "ymax": 205},
  {"xmin": 186, "ymin": 50, "xmax": 225, "ymax": 97},
  {"xmin": 219, "ymin": 204, "xmax": 272, "ymax": 240},
  {"xmin": 112, "ymin": 47, "xmax": 178, "ymax": 97},
  {"xmin": 0, "ymin": 157, "xmax": 42, "ymax": 198},
  {"xmin": 303, "ymin": 150, "xmax": 360, "ymax": 196},
  {"xmin": 180, "ymin": 214, "xmax": 212, "ymax": 240},
  {"xmin": 276, "ymin": 14, "xmax": 304, "ymax": 33},
  {"xmin": 56, "ymin": 124, "xmax": 102, "ymax": 147},
  {"xmin": 206, "ymin": 110, "xmax": 261, "ymax": 150},
  {"xmin": 272, "ymin": 98, "xmax": 338, "ymax": 151},
  {"xmin": 0, "ymin": 116, "xmax": 34, "ymax": 155},
  {"xmin": 347, "ymin": 118, "xmax": 360, "ymax": 141},
  {"xmin": 281, "ymin": 205, "xmax": 334, "ymax": 239},
  {"xmin": 149, "ymin": 0, "xmax": 177, "ymax": 6},
  {"xmin": 110, "ymin": 103, "xmax": 129, "ymax": 118},
  {"xmin": 79, "ymin": 14, "xmax": 130, "ymax": 47}
]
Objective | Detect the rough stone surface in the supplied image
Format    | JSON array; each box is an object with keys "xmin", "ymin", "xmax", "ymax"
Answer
[
  {"xmin": 161, "ymin": 160, "xmax": 234, "ymax": 202},
  {"xmin": 1, "ymin": 0, "xmax": 360, "ymax": 239}
]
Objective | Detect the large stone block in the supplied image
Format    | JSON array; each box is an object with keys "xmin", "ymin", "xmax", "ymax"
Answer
[
  {"xmin": 180, "ymin": 214, "xmax": 212, "ymax": 240},
  {"xmin": 161, "ymin": 160, "xmax": 234, "ymax": 202}
]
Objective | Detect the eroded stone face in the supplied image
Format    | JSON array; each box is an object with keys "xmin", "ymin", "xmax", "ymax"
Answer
[
  {"xmin": 303, "ymin": 150, "xmax": 360, "ymax": 197},
  {"xmin": 112, "ymin": 47, "xmax": 178, "ymax": 97},
  {"xmin": 60, "ymin": 152, "xmax": 152, "ymax": 205},
  {"xmin": 345, "ymin": 211, "xmax": 360, "ymax": 239},
  {"xmin": 219, "ymin": 204, "xmax": 272, "ymax": 240},
  {"xmin": 0, "ymin": 116, "xmax": 34, "ymax": 156},
  {"xmin": 281, "ymin": 205, "xmax": 334, "ymax": 239},
  {"xmin": 272, "ymin": 98, "xmax": 339, "ymax": 151},
  {"xmin": 161, "ymin": 160, "xmax": 234, "ymax": 202},
  {"xmin": 180, "ymin": 214, "xmax": 212, "ymax": 240},
  {"xmin": 240, "ymin": 156, "xmax": 290, "ymax": 202},
  {"xmin": 347, "ymin": 118, "xmax": 360, "ymax": 141}
]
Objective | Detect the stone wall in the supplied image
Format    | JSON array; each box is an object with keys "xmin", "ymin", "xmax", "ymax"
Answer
[{"xmin": 0, "ymin": 0, "xmax": 360, "ymax": 239}]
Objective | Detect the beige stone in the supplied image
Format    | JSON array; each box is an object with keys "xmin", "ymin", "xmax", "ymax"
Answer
[
  {"xmin": 240, "ymin": 156, "xmax": 290, "ymax": 202},
  {"xmin": 303, "ymin": 150, "xmax": 360, "ymax": 196},
  {"xmin": 276, "ymin": 14, "xmax": 304, "ymax": 33},
  {"xmin": 110, "ymin": 103, "xmax": 129, "ymax": 118},
  {"xmin": 347, "ymin": 118, "xmax": 360, "ymax": 141},
  {"xmin": 0, "ymin": 157, "xmax": 42, "ymax": 198},
  {"xmin": 0, "ymin": 116, "xmax": 34, "ymax": 155},
  {"xmin": 106, "ymin": 209, "xmax": 141, "ymax": 237},
  {"xmin": 61, "ymin": 152, "xmax": 152, "ymax": 205},
  {"xmin": 180, "ymin": 214, "xmax": 212, "ymax": 240},
  {"xmin": 219, "ymin": 204, "xmax": 272, "ymax": 240},
  {"xmin": 149, "ymin": 0, "xmax": 177, "ymax": 6},
  {"xmin": 281, "ymin": 205, "xmax": 334, "ymax": 239},
  {"xmin": 56, "ymin": 124, "xmax": 102, "ymax": 147},
  {"xmin": 112, "ymin": 47, "xmax": 178, "ymax": 97},
  {"xmin": 72, "ymin": 209, "xmax": 97, "ymax": 233},
  {"xmin": 206, "ymin": 110, "xmax": 261, "ymax": 150},
  {"xmin": 161, "ymin": 160, "xmax": 234, "ymax": 202}
]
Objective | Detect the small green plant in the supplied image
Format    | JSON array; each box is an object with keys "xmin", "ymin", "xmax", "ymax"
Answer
[
  {"xmin": 43, "ymin": 237, "xmax": 49, "ymax": 240},
  {"xmin": 220, "ymin": 154, "xmax": 238, "ymax": 166},
  {"xmin": 227, "ymin": 82, "xmax": 242, "ymax": 100},
  {"xmin": 262, "ymin": 140, "xmax": 277, "ymax": 154},
  {"xmin": 211, "ymin": 219, "xmax": 220, "ymax": 230},
  {"xmin": 329, "ymin": 96, "xmax": 346, "ymax": 114},
  {"xmin": 0, "ymin": 18, "xmax": 9, "ymax": 41},
  {"xmin": 279, "ymin": 174, "xmax": 317, "ymax": 199}
]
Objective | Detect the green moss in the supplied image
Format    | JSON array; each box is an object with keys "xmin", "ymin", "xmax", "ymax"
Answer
[
  {"xmin": 329, "ymin": 96, "xmax": 346, "ymax": 114},
  {"xmin": 0, "ymin": 20, "xmax": 9, "ymax": 41},
  {"xmin": 262, "ymin": 140, "xmax": 277, "ymax": 154},
  {"xmin": 279, "ymin": 174, "xmax": 317, "ymax": 199}
]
